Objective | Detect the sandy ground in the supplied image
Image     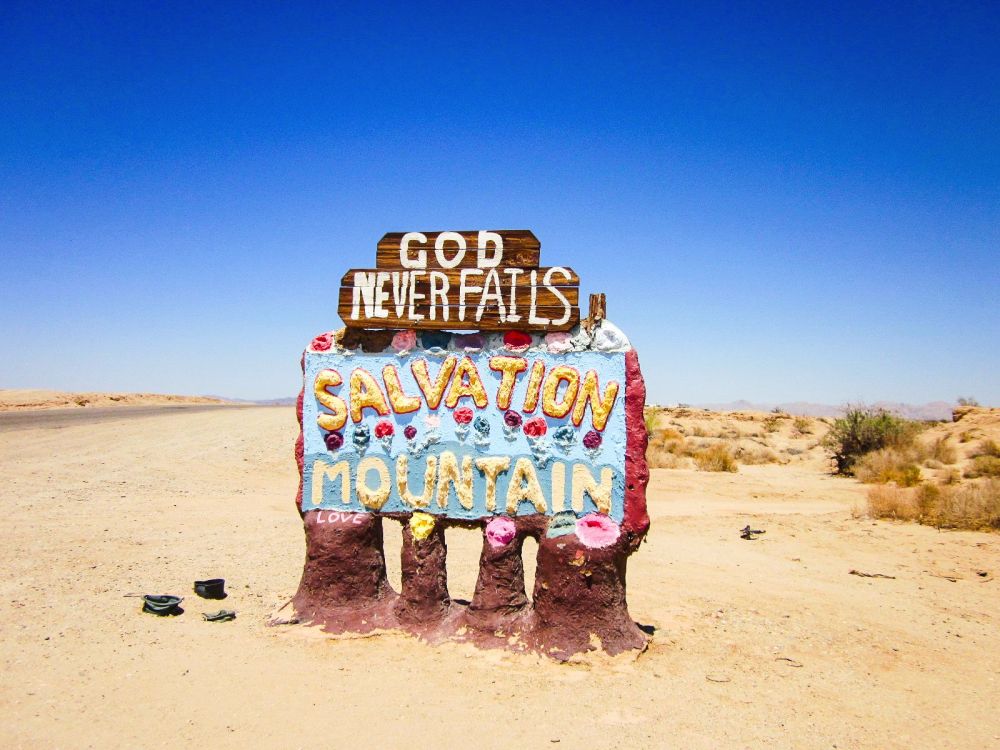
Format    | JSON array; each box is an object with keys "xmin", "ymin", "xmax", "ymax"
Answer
[{"xmin": 1, "ymin": 406, "xmax": 998, "ymax": 749}]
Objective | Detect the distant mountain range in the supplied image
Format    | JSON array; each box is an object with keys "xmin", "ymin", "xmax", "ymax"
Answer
[
  {"xmin": 217, "ymin": 394, "xmax": 960, "ymax": 422},
  {"xmin": 687, "ymin": 400, "xmax": 957, "ymax": 421}
]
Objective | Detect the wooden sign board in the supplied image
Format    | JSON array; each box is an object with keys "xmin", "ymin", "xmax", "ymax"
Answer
[{"xmin": 339, "ymin": 230, "xmax": 580, "ymax": 331}]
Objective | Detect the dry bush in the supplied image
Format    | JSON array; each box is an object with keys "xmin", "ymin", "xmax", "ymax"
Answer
[
  {"xmin": 733, "ymin": 445, "xmax": 780, "ymax": 465},
  {"xmin": 762, "ymin": 414, "xmax": 782, "ymax": 433},
  {"xmin": 649, "ymin": 452, "xmax": 693, "ymax": 469},
  {"xmin": 964, "ymin": 455, "xmax": 1000, "ymax": 479},
  {"xmin": 928, "ymin": 479, "xmax": 1000, "ymax": 530},
  {"xmin": 854, "ymin": 448, "xmax": 922, "ymax": 487},
  {"xmin": 866, "ymin": 485, "xmax": 919, "ymax": 521},
  {"xmin": 973, "ymin": 439, "xmax": 1000, "ymax": 458},
  {"xmin": 868, "ymin": 479, "xmax": 1000, "ymax": 531},
  {"xmin": 792, "ymin": 416, "xmax": 812, "ymax": 436},
  {"xmin": 693, "ymin": 444, "xmax": 737, "ymax": 472},
  {"xmin": 921, "ymin": 436, "xmax": 957, "ymax": 465}
]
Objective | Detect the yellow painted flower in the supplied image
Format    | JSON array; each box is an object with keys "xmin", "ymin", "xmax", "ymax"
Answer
[{"xmin": 409, "ymin": 511, "xmax": 436, "ymax": 541}]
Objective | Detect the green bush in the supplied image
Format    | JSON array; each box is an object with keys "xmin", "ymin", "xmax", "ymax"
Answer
[{"xmin": 822, "ymin": 406, "xmax": 922, "ymax": 475}]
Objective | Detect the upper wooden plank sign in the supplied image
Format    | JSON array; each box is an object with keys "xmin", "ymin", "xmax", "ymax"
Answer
[{"xmin": 339, "ymin": 230, "xmax": 580, "ymax": 332}]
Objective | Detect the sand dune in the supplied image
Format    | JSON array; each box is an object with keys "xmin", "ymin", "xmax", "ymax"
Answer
[{"xmin": 1, "ymin": 405, "xmax": 997, "ymax": 749}]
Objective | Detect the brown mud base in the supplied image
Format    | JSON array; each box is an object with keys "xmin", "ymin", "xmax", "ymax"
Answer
[{"xmin": 285, "ymin": 513, "xmax": 648, "ymax": 660}]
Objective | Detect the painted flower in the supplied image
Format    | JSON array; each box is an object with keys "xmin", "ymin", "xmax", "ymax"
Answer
[
  {"xmin": 485, "ymin": 516, "xmax": 517, "ymax": 548},
  {"xmin": 503, "ymin": 330, "xmax": 532, "ymax": 351},
  {"xmin": 374, "ymin": 421, "xmax": 395, "ymax": 439},
  {"xmin": 403, "ymin": 424, "xmax": 418, "ymax": 440},
  {"xmin": 523, "ymin": 417, "xmax": 547, "ymax": 438},
  {"xmin": 583, "ymin": 430, "xmax": 603, "ymax": 450},
  {"xmin": 352, "ymin": 423, "xmax": 370, "ymax": 454},
  {"xmin": 553, "ymin": 424, "xmax": 576, "ymax": 452},
  {"xmin": 309, "ymin": 332, "xmax": 334, "ymax": 351},
  {"xmin": 409, "ymin": 512, "xmax": 436, "ymax": 541},
  {"xmin": 503, "ymin": 410, "xmax": 523, "ymax": 428},
  {"xmin": 453, "ymin": 332, "xmax": 485, "ymax": 351},
  {"xmin": 473, "ymin": 416, "xmax": 491, "ymax": 435},
  {"xmin": 424, "ymin": 414, "xmax": 441, "ymax": 430},
  {"xmin": 544, "ymin": 331, "xmax": 572, "ymax": 353},
  {"xmin": 575, "ymin": 513, "xmax": 621, "ymax": 549},
  {"xmin": 453, "ymin": 407, "xmax": 475, "ymax": 425},
  {"xmin": 324, "ymin": 431, "xmax": 344, "ymax": 451},
  {"xmin": 391, "ymin": 329, "xmax": 417, "ymax": 353}
]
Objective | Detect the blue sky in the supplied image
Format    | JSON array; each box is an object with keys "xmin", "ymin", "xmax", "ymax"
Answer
[{"xmin": 2, "ymin": 1, "xmax": 997, "ymax": 404}]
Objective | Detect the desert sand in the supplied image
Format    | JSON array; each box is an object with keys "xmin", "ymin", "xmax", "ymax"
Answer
[
  {"xmin": 1, "ymin": 405, "xmax": 998, "ymax": 749},
  {"xmin": 0, "ymin": 389, "xmax": 226, "ymax": 411}
]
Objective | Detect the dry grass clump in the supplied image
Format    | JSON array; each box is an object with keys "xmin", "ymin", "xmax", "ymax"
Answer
[
  {"xmin": 866, "ymin": 485, "xmax": 920, "ymax": 521},
  {"xmin": 854, "ymin": 448, "xmax": 922, "ymax": 487},
  {"xmin": 973, "ymin": 439, "xmax": 1000, "ymax": 458},
  {"xmin": 792, "ymin": 416, "xmax": 812, "ymax": 436},
  {"xmin": 733, "ymin": 445, "xmax": 781, "ymax": 465},
  {"xmin": 964, "ymin": 455, "xmax": 1000, "ymax": 479},
  {"xmin": 922, "ymin": 436, "xmax": 957, "ymax": 465},
  {"xmin": 692, "ymin": 444, "xmax": 737, "ymax": 472},
  {"xmin": 867, "ymin": 479, "xmax": 1000, "ymax": 531}
]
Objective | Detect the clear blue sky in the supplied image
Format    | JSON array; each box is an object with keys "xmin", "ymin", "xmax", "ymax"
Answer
[{"xmin": 2, "ymin": 1, "xmax": 997, "ymax": 404}]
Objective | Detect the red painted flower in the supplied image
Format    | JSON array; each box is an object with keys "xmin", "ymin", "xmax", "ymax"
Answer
[
  {"xmin": 523, "ymin": 417, "xmax": 547, "ymax": 438},
  {"xmin": 310, "ymin": 332, "xmax": 334, "ymax": 351},
  {"xmin": 374, "ymin": 420, "xmax": 395, "ymax": 439},
  {"xmin": 503, "ymin": 331, "xmax": 532, "ymax": 350},
  {"xmin": 324, "ymin": 431, "xmax": 344, "ymax": 450},
  {"xmin": 503, "ymin": 410, "xmax": 523, "ymax": 428},
  {"xmin": 583, "ymin": 430, "xmax": 602, "ymax": 449},
  {"xmin": 453, "ymin": 407, "xmax": 474, "ymax": 425},
  {"xmin": 403, "ymin": 424, "xmax": 418, "ymax": 440}
]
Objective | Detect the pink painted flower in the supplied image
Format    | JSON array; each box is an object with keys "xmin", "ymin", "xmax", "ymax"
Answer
[
  {"xmin": 391, "ymin": 330, "xmax": 417, "ymax": 353},
  {"xmin": 485, "ymin": 516, "xmax": 517, "ymax": 548},
  {"xmin": 309, "ymin": 332, "xmax": 334, "ymax": 351},
  {"xmin": 453, "ymin": 407, "xmax": 474, "ymax": 425},
  {"xmin": 403, "ymin": 424, "xmax": 418, "ymax": 440},
  {"xmin": 523, "ymin": 417, "xmax": 547, "ymax": 438},
  {"xmin": 582, "ymin": 430, "xmax": 603, "ymax": 450},
  {"xmin": 575, "ymin": 513, "xmax": 620, "ymax": 549},
  {"xmin": 544, "ymin": 331, "xmax": 572, "ymax": 353},
  {"xmin": 503, "ymin": 410, "xmax": 523, "ymax": 428},
  {"xmin": 374, "ymin": 421, "xmax": 395, "ymax": 439}
]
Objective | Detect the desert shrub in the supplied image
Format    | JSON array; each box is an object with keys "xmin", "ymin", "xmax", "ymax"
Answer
[
  {"xmin": 922, "ymin": 436, "xmax": 957, "ymax": 465},
  {"xmin": 693, "ymin": 444, "xmax": 737, "ymax": 472},
  {"xmin": 964, "ymin": 455, "xmax": 1000, "ymax": 479},
  {"xmin": 941, "ymin": 469, "xmax": 961, "ymax": 485},
  {"xmin": 792, "ymin": 417, "xmax": 812, "ymax": 435},
  {"xmin": 643, "ymin": 408, "xmax": 659, "ymax": 435},
  {"xmin": 734, "ymin": 446, "xmax": 780, "ymax": 465},
  {"xmin": 869, "ymin": 478, "xmax": 1000, "ymax": 530},
  {"xmin": 866, "ymin": 485, "xmax": 919, "ymax": 521},
  {"xmin": 928, "ymin": 479, "xmax": 1000, "ymax": 530},
  {"xmin": 823, "ymin": 406, "xmax": 923, "ymax": 474},
  {"xmin": 762, "ymin": 414, "xmax": 782, "ymax": 433},
  {"xmin": 973, "ymin": 439, "xmax": 1000, "ymax": 458},
  {"xmin": 957, "ymin": 396, "xmax": 980, "ymax": 407},
  {"xmin": 854, "ymin": 448, "xmax": 922, "ymax": 486}
]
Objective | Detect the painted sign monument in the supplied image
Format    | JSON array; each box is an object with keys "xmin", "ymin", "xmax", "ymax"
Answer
[{"xmin": 286, "ymin": 230, "xmax": 650, "ymax": 659}]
